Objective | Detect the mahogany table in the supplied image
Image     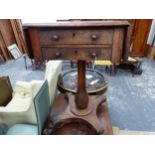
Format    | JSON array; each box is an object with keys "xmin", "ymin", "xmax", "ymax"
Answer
[{"xmin": 23, "ymin": 21, "xmax": 130, "ymax": 134}]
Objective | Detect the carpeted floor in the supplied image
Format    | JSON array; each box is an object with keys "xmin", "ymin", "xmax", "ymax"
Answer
[
  {"xmin": 0, "ymin": 57, "xmax": 44, "ymax": 88},
  {"xmin": 0, "ymin": 56, "xmax": 155, "ymax": 132}
]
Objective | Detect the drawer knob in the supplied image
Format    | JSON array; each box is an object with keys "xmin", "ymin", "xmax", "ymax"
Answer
[
  {"xmin": 72, "ymin": 33, "xmax": 76, "ymax": 37},
  {"xmin": 55, "ymin": 52, "xmax": 61, "ymax": 57},
  {"xmin": 74, "ymin": 50, "xmax": 78, "ymax": 54},
  {"xmin": 91, "ymin": 52, "xmax": 97, "ymax": 57},
  {"xmin": 52, "ymin": 35, "xmax": 59, "ymax": 41},
  {"xmin": 91, "ymin": 34, "xmax": 97, "ymax": 40}
]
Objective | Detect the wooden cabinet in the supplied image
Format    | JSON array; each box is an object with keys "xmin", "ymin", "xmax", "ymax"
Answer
[
  {"xmin": 23, "ymin": 21, "xmax": 130, "ymax": 66},
  {"xmin": 57, "ymin": 19, "xmax": 153, "ymax": 57}
]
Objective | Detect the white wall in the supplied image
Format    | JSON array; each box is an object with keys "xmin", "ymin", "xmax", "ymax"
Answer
[
  {"xmin": 22, "ymin": 18, "xmax": 57, "ymax": 24},
  {"xmin": 147, "ymin": 19, "xmax": 155, "ymax": 46}
]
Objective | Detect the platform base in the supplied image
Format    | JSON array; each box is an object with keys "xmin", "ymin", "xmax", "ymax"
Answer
[{"xmin": 43, "ymin": 93, "xmax": 113, "ymax": 135}]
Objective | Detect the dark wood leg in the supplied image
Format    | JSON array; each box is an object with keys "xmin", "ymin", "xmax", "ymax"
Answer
[
  {"xmin": 23, "ymin": 55, "xmax": 27, "ymax": 70},
  {"xmin": 75, "ymin": 60, "xmax": 89, "ymax": 109},
  {"xmin": 111, "ymin": 64, "xmax": 117, "ymax": 75}
]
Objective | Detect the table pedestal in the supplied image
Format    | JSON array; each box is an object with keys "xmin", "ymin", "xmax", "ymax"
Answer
[
  {"xmin": 43, "ymin": 60, "xmax": 113, "ymax": 135},
  {"xmin": 43, "ymin": 94, "xmax": 113, "ymax": 134}
]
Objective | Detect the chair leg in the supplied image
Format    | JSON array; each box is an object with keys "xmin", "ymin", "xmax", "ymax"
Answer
[
  {"xmin": 70, "ymin": 60, "xmax": 74, "ymax": 68},
  {"xmin": 105, "ymin": 66, "xmax": 109, "ymax": 73},
  {"xmin": 111, "ymin": 64, "xmax": 117, "ymax": 75}
]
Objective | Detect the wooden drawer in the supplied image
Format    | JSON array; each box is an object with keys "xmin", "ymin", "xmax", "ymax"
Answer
[
  {"xmin": 42, "ymin": 47, "xmax": 111, "ymax": 60},
  {"xmin": 39, "ymin": 29, "xmax": 113, "ymax": 45}
]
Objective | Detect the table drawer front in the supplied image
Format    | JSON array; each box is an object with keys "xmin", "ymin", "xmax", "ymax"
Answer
[
  {"xmin": 39, "ymin": 29, "xmax": 113, "ymax": 45},
  {"xmin": 42, "ymin": 48, "xmax": 111, "ymax": 60}
]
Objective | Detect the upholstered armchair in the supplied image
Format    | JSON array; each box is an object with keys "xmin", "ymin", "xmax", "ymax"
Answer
[
  {"xmin": 0, "ymin": 60, "xmax": 62, "ymax": 130},
  {"xmin": 6, "ymin": 80, "xmax": 50, "ymax": 135}
]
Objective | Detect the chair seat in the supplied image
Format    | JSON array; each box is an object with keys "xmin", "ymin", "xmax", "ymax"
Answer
[
  {"xmin": 7, "ymin": 124, "xmax": 38, "ymax": 135},
  {"xmin": 95, "ymin": 60, "xmax": 112, "ymax": 66}
]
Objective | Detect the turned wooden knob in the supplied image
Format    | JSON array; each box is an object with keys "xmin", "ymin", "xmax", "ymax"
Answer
[
  {"xmin": 52, "ymin": 35, "xmax": 59, "ymax": 41},
  {"xmin": 91, "ymin": 34, "xmax": 97, "ymax": 40},
  {"xmin": 55, "ymin": 52, "xmax": 61, "ymax": 57},
  {"xmin": 91, "ymin": 52, "xmax": 97, "ymax": 57},
  {"xmin": 74, "ymin": 50, "xmax": 78, "ymax": 54}
]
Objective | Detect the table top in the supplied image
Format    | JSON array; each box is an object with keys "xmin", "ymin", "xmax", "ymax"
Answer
[
  {"xmin": 58, "ymin": 69, "xmax": 108, "ymax": 94},
  {"xmin": 23, "ymin": 21, "xmax": 130, "ymax": 28}
]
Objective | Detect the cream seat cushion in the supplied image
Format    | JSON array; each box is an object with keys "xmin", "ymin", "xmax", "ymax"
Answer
[
  {"xmin": 0, "ymin": 81, "xmax": 37, "ymax": 129},
  {"xmin": 0, "ymin": 81, "xmax": 33, "ymax": 112}
]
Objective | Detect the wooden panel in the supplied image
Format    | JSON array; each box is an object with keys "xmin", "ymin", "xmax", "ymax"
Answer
[
  {"xmin": 0, "ymin": 20, "xmax": 16, "ymax": 46},
  {"xmin": 39, "ymin": 29, "xmax": 113, "ymax": 45},
  {"xmin": 128, "ymin": 19, "xmax": 152, "ymax": 56},
  {"xmin": 10, "ymin": 20, "xmax": 28, "ymax": 53},
  {"xmin": 0, "ymin": 30, "xmax": 12, "ymax": 60},
  {"xmin": 122, "ymin": 26, "xmax": 130, "ymax": 61},
  {"xmin": 112, "ymin": 28, "xmax": 124, "ymax": 64},
  {"xmin": 28, "ymin": 29, "xmax": 42, "ymax": 66},
  {"xmin": 23, "ymin": 21, "xmax": 130, "ymax": 28},
  {"xmin": 10, "ymin": 20, "xmax": 23, "ymax": 53},
  {"xmin": 0, "ymin": 19, "xmax": 28, "ymax": 61}
]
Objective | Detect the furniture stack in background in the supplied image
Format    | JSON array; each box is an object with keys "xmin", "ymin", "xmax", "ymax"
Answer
[{"xmin": 0, "ymin": 19, "xmax": 27, "ymax": 62}]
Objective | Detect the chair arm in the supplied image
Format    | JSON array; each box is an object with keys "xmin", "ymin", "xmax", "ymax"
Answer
[
  {"xmin": 45, "ymin": 60, "xmax": 62, "ymax": 79},
  {"xmin": 44, "ymin": 60, "xmax": 62, "ymax": 104}
]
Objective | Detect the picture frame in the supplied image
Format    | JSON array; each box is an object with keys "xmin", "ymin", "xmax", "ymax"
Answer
[{"xmin": 7, "ymin": 44, "xmax": 22, "ymax": 59}]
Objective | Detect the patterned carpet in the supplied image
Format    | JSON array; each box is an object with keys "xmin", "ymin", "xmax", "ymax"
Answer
[{"xmin": 0, "ymin": 57, "xmax": 155, "ymax": 133}]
